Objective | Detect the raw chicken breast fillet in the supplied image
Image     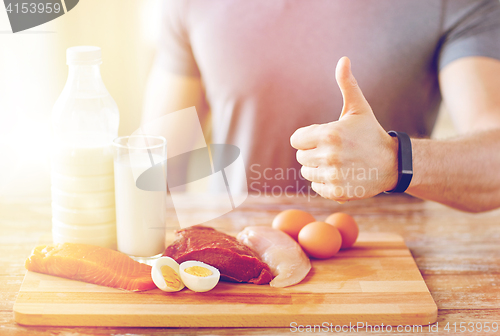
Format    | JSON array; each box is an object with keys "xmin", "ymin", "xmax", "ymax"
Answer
[{"xmin": 237, "ymin": 226, "xmax": 311, "ymax": 288}]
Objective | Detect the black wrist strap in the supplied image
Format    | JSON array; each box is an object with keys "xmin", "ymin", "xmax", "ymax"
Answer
[{"xmin": 385, "ymin": 131, "xmax": 413, "ymax": 194}]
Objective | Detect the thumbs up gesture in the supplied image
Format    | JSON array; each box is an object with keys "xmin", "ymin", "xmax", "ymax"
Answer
[{"xmin": 290, "ymin": 57, "xmax": 399, "ymax": 202}]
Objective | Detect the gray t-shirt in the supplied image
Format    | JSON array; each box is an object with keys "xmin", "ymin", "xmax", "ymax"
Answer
[{"xmin": 158, "ymin": 0, "xmax": 500, "ymax": 193}]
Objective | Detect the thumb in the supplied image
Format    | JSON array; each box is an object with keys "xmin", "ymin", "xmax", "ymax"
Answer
[{"xmin": 336, "ymin": 56, "xmax": 371, "ymax": 119}]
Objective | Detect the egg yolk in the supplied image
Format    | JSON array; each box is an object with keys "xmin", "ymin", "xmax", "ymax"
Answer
[
  {"xmin": 185, "ymin": 266, "xmax": 213, "ymax": 277},
  {"xmin": 161, "ymin": 265, "xmax": 183, "ymax": 289}
]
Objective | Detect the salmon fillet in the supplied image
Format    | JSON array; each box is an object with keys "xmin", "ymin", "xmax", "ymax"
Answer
[{"xmin": 25, "ymin": 243, "xmax": 156, "ymax": 291}]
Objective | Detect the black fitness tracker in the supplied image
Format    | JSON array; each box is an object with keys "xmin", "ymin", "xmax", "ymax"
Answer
[{"xmin": 385, "ymin": 131, "xmax": 413, "ymax": 194}]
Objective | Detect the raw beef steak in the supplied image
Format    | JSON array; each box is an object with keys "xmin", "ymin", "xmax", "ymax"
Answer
[{"xmin": 163, "ymin": 226, "xmax": 273, "ymax": 284}]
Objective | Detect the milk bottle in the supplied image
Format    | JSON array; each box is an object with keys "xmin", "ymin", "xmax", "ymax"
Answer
[{"xmin": 51, "ymin": 46, "xmax": 119, "ymax": 249}]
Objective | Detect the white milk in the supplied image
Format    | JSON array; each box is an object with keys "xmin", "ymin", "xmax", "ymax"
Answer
[
  {"xmin": 51, "ymin": 47, "xmax": 119, "ymax": 249},
  {"xmin": 51, "ymin": 143, "xmax": 117, "ymax": 249},
  {"xmin": 114, "ymin": 153, "xmax": 166, "ymax": 257}
]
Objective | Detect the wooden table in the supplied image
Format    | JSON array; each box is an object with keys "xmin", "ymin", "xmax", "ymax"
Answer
[{"xmin": 1, "ymin": 194, "xmax": 499, "ymax": 335}]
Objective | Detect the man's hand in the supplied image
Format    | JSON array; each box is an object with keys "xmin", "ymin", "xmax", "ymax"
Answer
[{"xmin": 290, "ymin": 57, "xmax": 398, "ymax": 202}]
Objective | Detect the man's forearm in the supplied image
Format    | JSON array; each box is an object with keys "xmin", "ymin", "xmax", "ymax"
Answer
[{"xmin": 407, "ymin": 129, "xmax": 500, "ymax": 212}]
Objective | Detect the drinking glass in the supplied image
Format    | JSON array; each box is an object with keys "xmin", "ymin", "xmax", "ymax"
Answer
[{"xmin": 112, "ymin": 135, "xmax": 167, "ymax": 263}]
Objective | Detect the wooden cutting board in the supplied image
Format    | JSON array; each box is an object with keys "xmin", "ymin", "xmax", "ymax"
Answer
[{"xmin": 14, "ymin": 232, "xmax": 437, "ymax": 327}]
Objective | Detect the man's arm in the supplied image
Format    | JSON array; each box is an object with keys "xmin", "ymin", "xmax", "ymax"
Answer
[
  {"xmin": 141, "ymin": 56, "xmax": 209, "ymax": 154},
  {"xmin": 141, "ymin": 58, "xmax": 208, "ymax": 189},
  {"xmin": 142, "ymin": 58, "xmax": 207, "ymax": 125},
  {"xmin": 291, "ymin": 57, "xmax": 500, "ymax": 213},
  {"xmin": 406, "ymin": 57, "xmax": 500, "ymax": 212}
]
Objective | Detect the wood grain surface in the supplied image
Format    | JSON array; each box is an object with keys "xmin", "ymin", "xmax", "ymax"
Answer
[
  {"xmin": 13, "ymin": 232, "xmax": 437, "ymax": 327},
  {"xmin": 1, "ymin": 194, "xmax": 500, "ymax": 335}
]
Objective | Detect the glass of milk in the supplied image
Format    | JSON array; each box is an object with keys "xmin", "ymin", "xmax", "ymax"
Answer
[{"xmin": 112, "ymin": 135, "xmax": 167, "ymax": 263}]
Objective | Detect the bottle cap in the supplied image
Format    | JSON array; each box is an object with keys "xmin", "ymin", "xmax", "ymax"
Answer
[{"xmin": 66, "ymin": 46, "xmax": 102, "ymax": 65}]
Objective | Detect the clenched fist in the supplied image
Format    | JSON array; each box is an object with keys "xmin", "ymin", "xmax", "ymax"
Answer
[{"xmin": 290, "ymin": 57, "xmax": 399, "ymax": 202}]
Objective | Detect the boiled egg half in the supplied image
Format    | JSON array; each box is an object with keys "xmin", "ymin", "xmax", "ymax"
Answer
[
  {"xmin": 151, "ymin": 257, "xmax": 185, "ymax": 292},
  {"xmin": 179, "ymin": 260, "xmax": 220, "ymax": 292}
]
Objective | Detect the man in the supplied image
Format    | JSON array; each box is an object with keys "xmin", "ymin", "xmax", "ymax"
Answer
[{"xmin": 143, "ymin": 0, "xmax": 500, "ymax": 212}]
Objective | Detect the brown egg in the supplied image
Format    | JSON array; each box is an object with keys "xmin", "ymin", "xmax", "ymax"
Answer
[
  {"xmin": 298, "ymin": 221, "xmax": 342, "ymax": 259},
  {"xmin": 272, "ymin": 209, "xmax": 316, "ymax": 241},
  {"xmin": 325, "ymin": 213, "xmax": 359, "ymax": 249}
]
